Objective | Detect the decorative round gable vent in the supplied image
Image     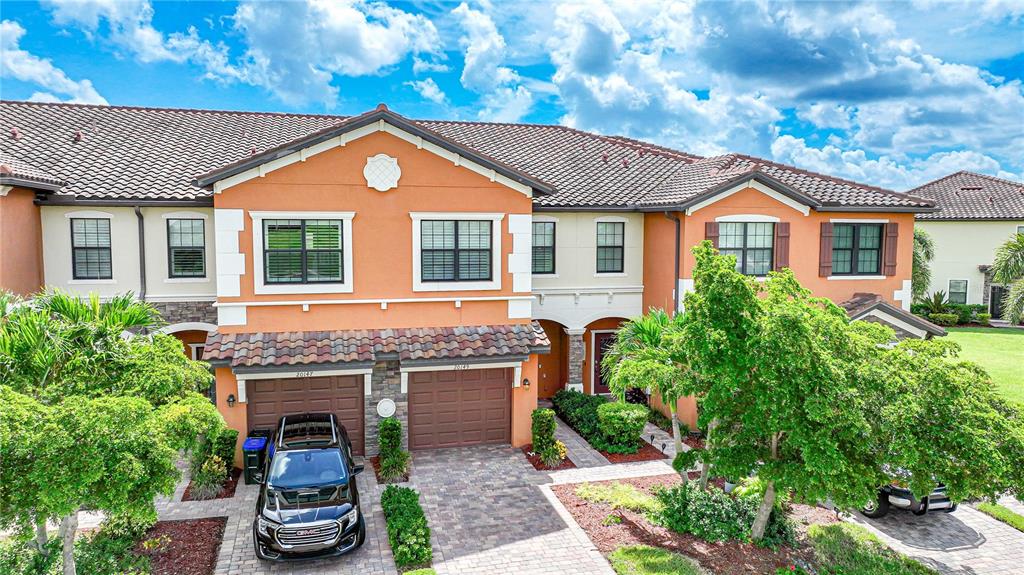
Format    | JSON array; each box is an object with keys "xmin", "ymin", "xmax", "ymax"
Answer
[{"xmin": 363, "ymin": 154, "xmax": 401, "ymax": 192}]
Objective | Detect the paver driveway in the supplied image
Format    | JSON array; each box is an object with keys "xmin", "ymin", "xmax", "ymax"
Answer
[{"xmin": 156, "ymin": 445, "xmax": 613, "ymax": 575}]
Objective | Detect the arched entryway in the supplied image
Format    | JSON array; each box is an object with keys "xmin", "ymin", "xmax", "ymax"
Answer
[
  {"xmin": 157, "ymin": 322, "xmax": 217, "ymax": 359},
  {"xmin": 536, "ymin": 319, "xmax": 569, "ymax": 399}
]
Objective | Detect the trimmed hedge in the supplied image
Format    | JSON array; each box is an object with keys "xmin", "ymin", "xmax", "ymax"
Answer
[
  {"xmin": 531, "ymin": 408, "xmax": 557, "ymax": 454},
  {"xmin": 380, "ymin": 485, "xmax": 432, "ymax": 568},
  {"xmin": 928, "ymin": 313, "xmax": 958, "ymax": 326},
  {"xmin": 212, "ymin": 428, "xmax": 238, "ymax": 473},
  {"xmin": 552, "ymin": 389, "xmax": 609, "ymax": 445},
  {"xmin": 378, "ymin": 417, "xmax": 410, "ymax": 482},
  {"xmin": 597, "ymin": 402, "xmax": 648, "ymax": 453},
  {"xmin": 977, "ymin": 313, "xmax": 992, "ymax": 326}
]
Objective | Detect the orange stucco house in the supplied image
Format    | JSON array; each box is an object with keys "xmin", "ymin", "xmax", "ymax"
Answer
[{"xmin": 0, "ymin": 100, "xmax": 943, "ymax": 460}]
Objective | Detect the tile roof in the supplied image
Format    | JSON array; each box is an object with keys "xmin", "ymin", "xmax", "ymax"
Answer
[
  {"xmin": 203, "ymin": 321, "xmax": 550, "ymax": 368},
  {"xmin": 909, "ymin": 171, "xmax": 1024, "ymax": 220},
  {"xmin": 1, "ymin": 100, "xmax": 934, "ymax": 211},
  {"xmin": 0, "ymin": 152, "xmax": 65, "ymax": 189},
  {"xmin": 839, "ymin": 293, "xmax": 946, "ymax": 338}
]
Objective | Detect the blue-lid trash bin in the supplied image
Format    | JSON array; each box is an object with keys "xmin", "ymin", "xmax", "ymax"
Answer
[{"xmin": 242, "ymin": 435, "xmax": 268, "ymax": 485}]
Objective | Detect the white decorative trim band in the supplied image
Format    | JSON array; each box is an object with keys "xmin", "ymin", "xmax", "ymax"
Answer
[{"xmin": 686, "ymin": 179, "xmax": 811, "ymax": 217}]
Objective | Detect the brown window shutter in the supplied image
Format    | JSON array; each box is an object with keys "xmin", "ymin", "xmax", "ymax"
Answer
[
  {"xmin": 705, "ymin": 222, "xmax": 719, "ymax": 248},
  {"xmin": 819, "ymin": 222, "xmax": 833, "ymax": 277},
  {"xmin": 883, "ymin": 222, "xmax": 899, "ymax": 276},
  {"xmin": 774, "ymin": 222, "xmax": 790, "ymax": 271}
]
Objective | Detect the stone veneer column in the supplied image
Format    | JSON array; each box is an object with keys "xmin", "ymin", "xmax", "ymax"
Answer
[
  {"xmin": 565, "ymin": 328, "xmax": 586, "ymax": 392},
  {"xmin": 364, "ymin": 360, "xmax": 407, "ymax": 456}
]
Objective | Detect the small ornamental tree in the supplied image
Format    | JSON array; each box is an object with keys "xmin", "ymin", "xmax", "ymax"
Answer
[
  {"xmin": 602, "ymin": 309, "xmax": 694, "ymax": 481},
  {"xmin": 0, "ymin": 291, "xmax": 223, "ymax": 575}
]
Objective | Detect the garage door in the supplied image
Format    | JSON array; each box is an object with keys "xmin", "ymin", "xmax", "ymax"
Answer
[
  {"xmin": 408, "ymin": 368, "xmax": 511, "ymax": 450},
  {"xmin": 247, "ymin": 376, "xmax": 364, "ymax": 455}
]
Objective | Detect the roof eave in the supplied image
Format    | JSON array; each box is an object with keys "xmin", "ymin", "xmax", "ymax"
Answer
[
  {"xmin": 0, "ymin": 176, "xmax": 64, "ymax": 193},
  {"xmin": 817, "ymin": 205, "xmax": 940, "ymax": 213},
  {"xmin": 852, "ymin": 301, "xmax": 947, "ymax": 337},
  {"xmin": 36, "ymin": 194, "xmax": 213, "ymax": 207},
  {"xmin": 193, "ymin": 108, "xmax": 555, "ymax": 195}
]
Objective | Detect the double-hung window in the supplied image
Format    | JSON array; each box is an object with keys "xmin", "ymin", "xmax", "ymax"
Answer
[
  {"xmin": 948, "ymin": 280, "xmax": 968, "ymax": 305},
  {"xmin": 421, "ymin": 220, "xmax": 492, "ymax": 281},
  {"xmin": 832, "ymin": 223, "xmax": 883, "ymax": 275},
  {"xmin": 532, "ymin": 222, "xmax": 555, "ymax": 274},
  {"xmin": 167, "ymin": 219, "xmax": 206, "ymax": 278},
  {"xmin": 71, "ymin": 218, "xmax": 112, "ymax": 280},
  {"xmin": 263, "ymin": 219, "xmax": 344, "ymax": 284},
  {"xmin": 719, "ymin": 222, "xmax": 774, "ymax": 276},
  {"xmin": 596, "ymin": 222, "xmax": 624, "ymax": 273}
]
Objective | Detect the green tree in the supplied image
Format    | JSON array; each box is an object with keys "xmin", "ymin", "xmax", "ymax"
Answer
[
  {"xmin": 0, "ymin": 291, "xmax": 221, "ymax": 574},
  {"xmin": 912, "ymin": 227, "xmax": 935, "ymax": 299},
  {"xmin": 992, "ymin": 232, "xmax": 1024, "ymax": 324},
  {"xmin": 679, "ymin": 242, "xmax": 895, "ymax": 541},
  {"xmin": 602, "ymin": 310, "xmax": 693, "ymax": 482}
]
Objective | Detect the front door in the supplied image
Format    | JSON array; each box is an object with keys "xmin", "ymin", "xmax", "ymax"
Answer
[
  {"xmin": 537, "ymin": 320, "xmax": 564, "ymax": 399},
  {"xmin": 991, "ymin": 285, "xmax": 1007, "ymax": 319},
  {"xmin": 592, "ymin": 332, "xmax": 616, "ymax": 394}
]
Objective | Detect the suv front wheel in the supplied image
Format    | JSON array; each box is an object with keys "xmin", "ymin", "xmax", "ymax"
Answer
[{"xmin": 861, "ymin": 491, "xmax": 890, "ymax": 518}]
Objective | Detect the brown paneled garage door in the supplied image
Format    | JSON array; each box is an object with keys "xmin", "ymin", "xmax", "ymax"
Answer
[
  {"xmin": 247, "ymin": 375, "xmax": 364, "ymax": 455},
  {"xmin": 408, "ymin": 368, "xmax": 511, "ymax": 450}
]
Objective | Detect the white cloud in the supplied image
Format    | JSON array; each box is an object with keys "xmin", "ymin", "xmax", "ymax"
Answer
[
  {"xmin": 478, "ymin": 85, "xmax": 534, "ymax": 122},
  {"xmin": 412, "ymin": 57, "xmax": 449, "ymax": 74},
  {"xmin": 771, "ymin": 135, "xmax": 1020, "ymax": 190},
  {"xmin": 796, "ymin": 103, "xmax": 853, "ymax": 130},
  {"xmin": 0, "ymin": 20, "xmax": 107, "ymax": 105},
  {"xmin": 451, "ymin": 2, "xmax": 518, "ymax": 92},
  {"xmin": 405, "ymin": 78, "xmax": 446, "ymax": 105},
  {"xmin": 43, "ymin": 0, "xmax": 178, "ymax": 62}
]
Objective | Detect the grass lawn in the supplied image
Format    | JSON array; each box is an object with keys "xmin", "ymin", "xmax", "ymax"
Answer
[
  {"xmin": 608, "ymin": 545, "xmax": 704, "ymax": 575},
  {"xmin": 945, "ymin": 327, "xmax": 1024, "ymax": 405},
  {"xmin": 975, "ymin": 502, "xmax": 1024, "ymax": 533}
]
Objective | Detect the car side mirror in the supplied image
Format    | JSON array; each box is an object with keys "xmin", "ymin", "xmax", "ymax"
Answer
[{"xmin": 352, "ymin": 463, "xmax": 364, "ymax": 475}]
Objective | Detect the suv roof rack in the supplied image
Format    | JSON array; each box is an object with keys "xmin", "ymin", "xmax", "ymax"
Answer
[{"xmin": 276, "ymin": 413, "xmax": 339, "ymax": 449}]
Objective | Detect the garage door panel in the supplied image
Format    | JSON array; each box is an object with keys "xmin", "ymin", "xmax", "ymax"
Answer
[
  {"xmin": 408, "ymin": 368, "xmax": 511, "ymax": 450},
  {"xmin": 246, "ymin": 375, "xmax": 364, "ymax": 455}
]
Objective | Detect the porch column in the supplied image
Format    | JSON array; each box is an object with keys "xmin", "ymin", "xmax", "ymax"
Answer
[{"xmin": 565, "ymin": 327, "xmax": 586, "ymax": 392}]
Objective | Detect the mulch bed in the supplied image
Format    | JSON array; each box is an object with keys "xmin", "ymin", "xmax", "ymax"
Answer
[
  {"xmin": 371, "ymin": 455, "xmax": 410, "ymax": 483},
  {"xmin": 521, "ymin": 444, "xmax": 577, "ymax": 471},
  {"xmin": 182, "ymin": 467, "xmax": 242, "ymax": 502},
  {"xmin": 135, "ymin": 517, "xmax": 226, "ymax": 575},
  {"xmin": 552, "ymin": 473, "xmax": 839, "ymax": 575},
  {"xmin": 600, "ymin": 440, "xmax": 669, "ymax": 463},
  {"xmin": 683, "ymin": 435, "xmax": 705, "ymax": 450}
]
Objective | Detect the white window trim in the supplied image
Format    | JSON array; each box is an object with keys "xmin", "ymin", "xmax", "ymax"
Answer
[
  {"xmin": 531, "ymin": 218, "xmax": 557, "ymax": 276},
  {"xmin": 64, "ymin": 210, "xmax": 114, "ymax": 219},
  {"xmin": 830, "ymin": 218, "xmax": 889, "ymax": 223},
  {"xmin": 715, "ymin": 214, "xmax": 780, "ymax": 223},
  {"xmin": 410, "ymin": 212, "xmax": 504, "ymax": 292},
  {"xmin": 948, "ymin": 279, "xmax": 969, "ymax": 304},
  {"xmin": 162, "ymin": 211, "xmax": 209, "ymax": 220},
  {"xmin": 249, "ymin": 210, "xmax": 355, "ymax": 295},
  {"xmin": 68, "ymin": 279, "xmax": 117, "ymax": 285},
  {"xmin": 826, "ymin": 275, "xmax": 886, "ymax": 280},
  {"xmin": 594, "ymin": 217, "xmax": 628, "ymax": 277},
  {"xmin": 187, "ymin": 343, "xmax": 205, "ymax": 361},
  {"xmin": 532, "ymin": 215, "xmax": 559, "ymax": 223}
]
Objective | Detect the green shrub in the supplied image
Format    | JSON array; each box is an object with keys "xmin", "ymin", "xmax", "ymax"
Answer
[
  {"xmin": 531, "ymin": 408, "xmax": 557, "ymax": 455},
  {"xmin": 380, "ymin": 485, "xmax": 432, "ymax": 568},
  {"xmin": 652, "ymin": 483, "xmax": 794, "ymax": 546},
  {"xmin": 927, "ymin": 313, "xmax": 958, "ymax": 326},
  {"xmin": 598, "ymin": 402, "xmax": 648, "ymax": 453},
  {"xmin": 403, "ymin": 569, "xmax": 437, "ymax": 575},
  {"xmin": 947, "ymin": 303, "xmax": 986, "ymax": 325},
  {"xmin": 189, "ymin": 455, "xmax": 226, "ymax": 500},
  {"xmin": 975, "ymin": 502, "xmax": 1024, "ymax": 533},
  {"xmin": 0, "ymin": 521, "xmax": 152, "ymax": 575},
  {"xmin": 647, "ymin": 408, "xmax": 672, "ymax": 433},
  {"xmin": 808, "ymin": 522, "xmax": 939, "ymax": 574},
  {"xmin": 608, "ymin": 545, "xmax": 703, "ymax": 575},
  {"xmin": 552, "ymin": 389, "xmax": 609, "ymax": 445},
  {"xmin": 377, "ymin": 417, "xmax": 410, "ymax": 482},
  {"xmin": 575, "ymin": 481, "xmax": 661, "ymax": 514},
  {"xmin": 977, "ymin": 313, "xmax": 992, "ymax": 326},
  {"xmin": 211, "ymin": 428, "xmax": 239, "ymax": 473}
]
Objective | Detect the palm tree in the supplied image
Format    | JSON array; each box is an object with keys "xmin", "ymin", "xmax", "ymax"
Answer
[
  {"xmin": 912, "ymin": 228, "xmax": 935, "ymax": 299},
  {"xmin": 992, "ymin": 232, "xmax": 1024, "ymax": 324},
  {"xmin": 601, "ymin": 309, "xmax": 693, "ymax": 482}
]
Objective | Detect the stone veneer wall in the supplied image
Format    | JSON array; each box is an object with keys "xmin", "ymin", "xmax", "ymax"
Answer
[
  {"xmin": 364, "ymin": 360, "xmax": 408, "ymax": 456},
  {"xmin": 566, "ymin": 331, "xmax": 585, "ymax": 391},
  {"xmin": 151, "ymin": 300, "xmax": 217, "ymax": 326}
]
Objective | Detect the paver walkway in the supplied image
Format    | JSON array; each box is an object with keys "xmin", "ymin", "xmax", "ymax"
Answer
[
  {"xmin": 848, "ymin": 503, "xmax": 1024, "ymax": 575},
  {"xmin": 554, "ymin": 415, "xmax": 610, "ymax": 468}
]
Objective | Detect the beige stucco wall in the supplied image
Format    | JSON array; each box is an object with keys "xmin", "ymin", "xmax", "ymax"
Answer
[
  {"xmin": 916, "ymin": 220, "xmax": 1024, "ymax": 305},
  {"xmin": 40, "ymin": 206, "xmax": 217, "ymax": 299}
]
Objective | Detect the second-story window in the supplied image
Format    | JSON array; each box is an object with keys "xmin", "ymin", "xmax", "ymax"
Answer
[
  {"xmin": 167, "ymin": 219, "xmax": 206, "ymax": 278},
  {"xmin": 71, "ymin": 218, "xmax": 112, "ymax": 280},
  {"xmin": 719, "ymin": 222, "xmax": 774, "ymax": 276},
  {"xmin": 832, "ymin": 223, "xmax": 883, "ymax": 275},
  {"xmin": 532, "ymin": 221, "xmax": 555, "ymax": 274},
  {"xmin": 421, "ymin": 220, "xmax": 492, "ymax": 281},
  {"xmin": 596, "ymin": 221, "xmax": 624, "ymax": 273},
  {"xmin": 263, "ymin": 219, "xmax": 343, "ymax": 284}
]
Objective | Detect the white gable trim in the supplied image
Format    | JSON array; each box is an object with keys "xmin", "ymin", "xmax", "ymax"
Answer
[
  {"xmin": 714, "ymin": 214, "xmax": 780, "ymax": 223},
  {"xmin": 212, "ymin": 120, "xmax": 533, "ymax": 198},
  {"xmin": 857, "ymin": 308, "xmax": 928, "ymax": 339},
  {"xmin": 685, "ymin": 179, "xmax": 810, "ymax": 217}
]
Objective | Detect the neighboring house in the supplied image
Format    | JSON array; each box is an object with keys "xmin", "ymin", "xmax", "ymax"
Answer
[
  {"xmin": 0, "ymin": 100, "xmax": 938, "ymax": 454},
  {"xmin": 911, "ymin": 171, "xmax": 1024, "ymax": 318}
]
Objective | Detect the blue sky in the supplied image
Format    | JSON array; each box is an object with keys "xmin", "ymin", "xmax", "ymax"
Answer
[{"xmin": 2, "ymin": 0, "xmax": 1022, "ymax": 191}]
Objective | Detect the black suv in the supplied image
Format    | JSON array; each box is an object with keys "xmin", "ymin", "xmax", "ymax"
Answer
[{"xmin": 253, "ymin": 413, "xmax": 365, "ymax": 561}]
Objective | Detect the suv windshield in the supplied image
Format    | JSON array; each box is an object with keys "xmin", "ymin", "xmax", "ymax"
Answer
[{"xmin": 268, "ymin": 449, "xmax": 346, "ymax": 489}]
